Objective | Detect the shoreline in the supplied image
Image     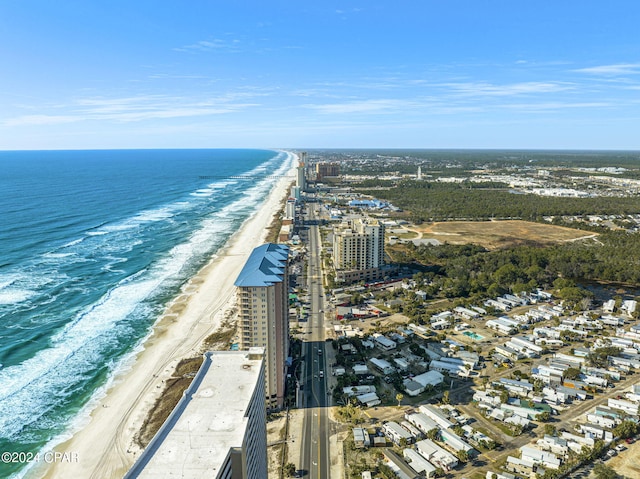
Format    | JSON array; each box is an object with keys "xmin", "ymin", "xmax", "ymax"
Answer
[{"xmin": 30, "ymin": 153, "xmax": 297, "ymax": 479}]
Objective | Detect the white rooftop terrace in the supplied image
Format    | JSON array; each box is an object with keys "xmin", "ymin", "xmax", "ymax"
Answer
[{"xmin": 126, "ymin": 349, "xmax": 265, "ymax": 479}]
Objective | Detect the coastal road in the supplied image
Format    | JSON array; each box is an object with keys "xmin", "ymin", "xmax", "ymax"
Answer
[{"xmin": 299, "ymin": 202, "xmax": 331, "ymax": 479}]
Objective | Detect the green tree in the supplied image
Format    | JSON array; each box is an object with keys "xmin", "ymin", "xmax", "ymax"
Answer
[
  {"xmin": 395, "ymin": 393, "xmax": 404, "ymax": 407},
  {"xmin": 456, "ymin": 449, "xmax": 469, "ymax": 462},
  {"xmin": 283, "ymin": 462, "xmax": 296, "ymax": 477},
  {"xmin": 536, "ymin": 411, "xmax": 551, "ymax": 422},
  {"xmin": 613, "ymin": 419, "xmax": 639, "ymax": 439},
  {"xmin": 426, "ymin": 428, "xmax": 440, "ymax": 441},
  {"xmin": 593, "ymin": 463, "xmax": 619, "ymax": 479}
]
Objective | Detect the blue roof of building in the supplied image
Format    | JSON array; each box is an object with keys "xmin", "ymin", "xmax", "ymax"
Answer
[
  {"xmin": 348, "ymin": 199, "xmax": 387, "ymax": 208},
  {"xmin": 234, "ymin": 243, "xmax": 289, "ymax": 287}
]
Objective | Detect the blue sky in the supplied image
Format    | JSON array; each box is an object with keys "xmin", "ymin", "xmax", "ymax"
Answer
[{"xmin": 1, "ymin": 1, "xmax": 640, "ymax": 150}]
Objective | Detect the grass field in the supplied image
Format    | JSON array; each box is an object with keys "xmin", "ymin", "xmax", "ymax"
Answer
[{"xmin": 412, "ymin": 220, "xmax": 598, "ymax": 250}]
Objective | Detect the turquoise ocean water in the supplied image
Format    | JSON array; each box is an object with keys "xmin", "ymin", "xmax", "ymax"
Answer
[{"xmin": 0, "ymin": 149, "xmax": 293, "ymax": 478}]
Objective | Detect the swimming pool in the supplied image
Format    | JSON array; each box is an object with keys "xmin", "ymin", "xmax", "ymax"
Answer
[{"xmin": 463, "ymin": 331, "xmax": 485, "ymax": 340}]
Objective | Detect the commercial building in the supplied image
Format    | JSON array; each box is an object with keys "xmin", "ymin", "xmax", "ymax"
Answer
[
  {"xmin": 332, "ymin": 218, "xmax": 385, "ymax": 284},
  {"xmin": 125, "ymin": 349, "xmax": 267, "ymax": 479},
  {"xmin": 235, "ymin": 243, "xmax": 290, "ymax": 409}
]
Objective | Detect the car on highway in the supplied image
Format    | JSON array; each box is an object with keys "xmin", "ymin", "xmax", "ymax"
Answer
[{"xmin": 319, "ymin": 371, "xmax": 324, "ymax": 378}]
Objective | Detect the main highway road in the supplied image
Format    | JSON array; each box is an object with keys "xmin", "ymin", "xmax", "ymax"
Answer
[{"xmin": 298, "ymin": 202, "xmax": 332, "ymax": 479}]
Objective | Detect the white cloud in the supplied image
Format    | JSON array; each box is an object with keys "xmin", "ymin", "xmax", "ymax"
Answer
[
  {"xmin": 173, "ymin": 38, "xmax": 240, "ymax": 53},
  {"xmin": 442, "ymin": 81, "xmax": 574, "ymax": 97},
  {"xmin": 501, "ymin": 101, "xmax": 612, "ymax": 112},
  {"xmin": 302, "ymin": 99, "xmax": 412, "ymax": 114},
  {"xmin": 574, "ymin": 63, "xmax": 640, "ymax": 76},
  {"xmin": 3, "ymin": 94, "xmax": 260, "ymax": 126},
  {"xmin": 3, "ymin": 114, "xmax": 80, "ymax": 126}
]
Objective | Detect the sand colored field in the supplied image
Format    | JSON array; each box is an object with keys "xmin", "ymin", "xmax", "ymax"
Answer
[
  {"xmin": 31, "ymin": 157, "xmax": 297, "ymax": 479},
  {"xmin": 413, "ymin": 220, "xmax": 598, "ymax": 250},
  {"xmin": 601, "ymin": 441, "xmax": 640, "ymax": 478}
]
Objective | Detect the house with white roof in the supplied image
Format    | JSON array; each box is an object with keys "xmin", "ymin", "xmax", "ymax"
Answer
[
  {"xmin": 440, "ymin": 429, "xmax": 475, "ymax": 456},
  {"xmin": 353, "ymin": 364, "xmax": 369, "ymax": 375},
  {"xmin": 608, "ymin": 398, "xmax": 639, "ymax": 416},
  {"xmin": 373, "ymin": 333, "xmax": 397, "ymax": 351},
  {"xmin": 405, "ymin": 412, "xmax": 439, "ymax": 435},
  {"xmin": 383, "ymin": 421, "xmax": 415, "ymax": 446},
  {"xmin": 343, "ymin": 385, "xmax": 376, "ymax": 396},
  {"xmin": 454, "ymin": 306, "xmax": 480, "ymax": 319},
  {"xmin": 586, "ymin": 413, "xmax": 617, "ymax": 429},
  {"xmin": 520, "ymin": 445, "xmax": 561, "ymax": 469},
  {"xmin": 415, "ymin": 439, "xmax": 458, "ymax": 471},
  {"xmin": 485, "ymin": 299, "xmax": 511, "ymax": 312},
  {"xmin": 505, "ymin": 455, "xmax": 540, "ymax": 477},
  {"xmin": 369, "ymin": 357, "xmax": 395, "ymax": 375},
  {"xmin": 419, "ymin": 405, "xmax": 455, "ymax": 430},
  {"xmin": 622, "ymin": 300, "xmax": 638, "ymax": 316},
  {"xmin": 356, "ymin": 392, "xmax": 381, "ymax": 407},
  {"xmin": 403, "ymin": 448, "xmax": 437, "ymax": 478},
  {"xmin": 578, "ymin": 424, "xmax": 613, "ymax": 441},
  {"xmin": 401, "ymin": 421, "xmax": 423, "ymax": 439},
  {"xmin": 429, "ymin": 359, "xmax": 469, "ymax": 377},
  {"xmin": 353, "ymin": 427, "xmax": 371, "ymax": 448},
  {"xmin": 486, "ymin": 319, "xmax": 516, "ymax": 335},
  {"xmin": 536, "ymin": 436, "xmax": 568, "ymax": 456}
]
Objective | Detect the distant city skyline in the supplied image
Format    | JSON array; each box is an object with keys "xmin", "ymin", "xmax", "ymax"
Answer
[{"xmin": 1, "ymin": 1, "xmax": 640, "ymax": 150}]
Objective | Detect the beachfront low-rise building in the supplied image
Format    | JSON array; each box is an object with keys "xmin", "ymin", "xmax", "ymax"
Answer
[{"xmin": 125, "ymin": 349, "xmax": 267, "ymax": 479}]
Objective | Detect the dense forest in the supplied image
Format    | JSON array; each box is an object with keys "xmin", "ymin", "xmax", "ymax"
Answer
[
  {"xmin": 316, "ymin": 149, "xmax": 640, "ymax": 177},
  {"xmin": 358, "ymin": 181, "xmax": 640, "ymax": 222},
  {"xmin": 388, "ymin": 230, "xmax": 640, "ymax": 307}
]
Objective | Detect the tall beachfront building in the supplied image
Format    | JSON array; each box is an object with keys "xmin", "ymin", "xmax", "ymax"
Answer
[
  {"xmin": 125, "ymin": 349, "xmax": 268, "ymax": 479},
  {"xmin": 234, "ymin": 243, "xmax": 290, "ymax": 409},
  {"xmin": 332, "ymin": 218, "xmax": 385, "ymax": 284},
  {"xmin": 296, "ymin": 152, "xmax": 307, "ymax": 192}
]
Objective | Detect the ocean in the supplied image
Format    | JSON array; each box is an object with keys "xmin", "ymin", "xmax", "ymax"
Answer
[{"xmin": 0, "ymin": 149, "xmax": 294, "ymax": 478}]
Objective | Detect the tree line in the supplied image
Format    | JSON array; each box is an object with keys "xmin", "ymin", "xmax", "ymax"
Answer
[
  {"xmin": 387, "ymin": 230, "xmax": 640, "ymax": 308},
  {"xmin": 358, "ymin": 180, "xmax": 640, "ymax": 222}
]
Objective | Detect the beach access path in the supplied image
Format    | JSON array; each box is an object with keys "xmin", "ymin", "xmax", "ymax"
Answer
[{"xmin": 33, "ymin": 162, "xmax": 296, "ymax": 479}]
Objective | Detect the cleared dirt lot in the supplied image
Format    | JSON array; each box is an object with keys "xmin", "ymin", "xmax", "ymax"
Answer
[
  {"xmin": 413, "ymin": 220, "xmax": 597, "ymax": 250},
  {"xmin": 601, "ymin": 441, "xmax": 640, "ymax": 478}
]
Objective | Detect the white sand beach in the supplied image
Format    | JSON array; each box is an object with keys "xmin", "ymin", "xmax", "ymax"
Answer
[{"xmin": 32, "ymin": 156, "xmax": 297, "ymax": 479}]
